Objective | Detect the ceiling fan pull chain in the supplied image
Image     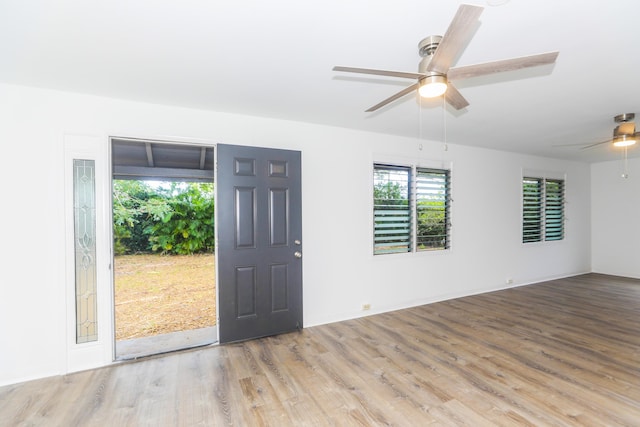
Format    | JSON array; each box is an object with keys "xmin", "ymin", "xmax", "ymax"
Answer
[
  {"xmin": 622, "ymin": 146, "xmax": 629, "ymax": 178},
  {"xmin": 443, "ymin": 95, "xmax": 448, "ymax": 152},
  {"xmin": 418, "ymin": 96, "xmax": 423, "ymax": 150}
]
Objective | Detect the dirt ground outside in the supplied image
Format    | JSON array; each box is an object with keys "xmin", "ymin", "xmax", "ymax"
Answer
[{"xmin": 114, "ymin": 254, "xmax": 216, "ymax": 341}]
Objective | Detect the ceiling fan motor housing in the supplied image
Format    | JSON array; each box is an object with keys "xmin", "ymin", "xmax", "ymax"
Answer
[
  {"xmin": 614, "ymin": 113, "xmax": 634, "ymax": 124},
  {"xmin": 613, "ymin": 113, "xmax": 635, "ymax": 137},
  {"xmin": 418, "ymin": 35, "xmax": 444, "ymax": 77},
  {"xmin": 419, "ymin": 35, "xmax": 442, "ymax": 57}
]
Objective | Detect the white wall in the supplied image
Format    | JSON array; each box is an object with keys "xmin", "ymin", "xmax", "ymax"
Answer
[
  {"xmin": 591, "ymin": 157, "xmax": 640, "ymax": 278},
  {"xmin": 0, "ymin": 82, "xmax": 591, "ymax": 386}
]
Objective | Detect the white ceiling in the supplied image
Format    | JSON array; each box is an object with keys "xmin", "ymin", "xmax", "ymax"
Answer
[{"xmin": 2, "ymin": 0, "xmax": 640, "ymax": 163}]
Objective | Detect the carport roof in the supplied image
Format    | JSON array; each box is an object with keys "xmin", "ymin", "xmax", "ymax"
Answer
[{"xmin": 112, "ymin": 138, "xmax": 214, "ymax": 182}]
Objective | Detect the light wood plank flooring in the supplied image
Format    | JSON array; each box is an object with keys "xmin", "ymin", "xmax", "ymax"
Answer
[{"xmin": 1, "ymin": 273, "xmax": 639, "ymax": 426}]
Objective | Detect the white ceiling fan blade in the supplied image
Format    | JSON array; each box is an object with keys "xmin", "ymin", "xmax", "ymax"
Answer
[
  {"xmin": 365, "ymin": 82, "xmax": 419, "ymax": 112},
  {"xmin": 444, "ymin": 83, "xmax": 469, "ymax": 110},
  {"xmin": 333, "ymin": 66, "xmax": 424, "ymax": 80},
  {"xmin": 447, "ymin": 52, "xmax": 559, "ymax": 81},
  {"xmin": 427, "ymin": 4, "xmax": 484, "ymax": 74}
]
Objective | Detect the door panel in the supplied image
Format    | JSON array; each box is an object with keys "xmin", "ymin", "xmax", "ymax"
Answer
[
  {"xmin": 235, "ymin": 187, "xmax": 256, "ymax": 248},
  {"xmin": 217, "ymin": 144, "xmax": 302, "ymax": 343}
]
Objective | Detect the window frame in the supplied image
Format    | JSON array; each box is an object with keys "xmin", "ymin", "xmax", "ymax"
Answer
[
  {"xmin": 522, "ymin": 174, "xmax": 565, "ymax": 244},
  {"xmin": 373, "ymin": 162, "xmax": 451, "ymax": 256}
]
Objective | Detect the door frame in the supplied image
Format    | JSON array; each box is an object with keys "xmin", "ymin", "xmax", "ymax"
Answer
[{"xmin": 108, "ymin": 136, "xmax": 218, "ymax": 360}]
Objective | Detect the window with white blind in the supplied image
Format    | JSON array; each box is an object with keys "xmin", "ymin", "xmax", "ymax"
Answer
[
  {"xmin": 522, "ymin": 176, "xmax": 565, "ymax": 243},
  {"xmin": 373, "ymin": 164, "xmax": 450, "ymax": 255}
]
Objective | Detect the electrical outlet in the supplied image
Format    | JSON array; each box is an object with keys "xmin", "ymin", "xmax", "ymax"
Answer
[
  {"xmin": 362, "ymin": 303, "xmax": 371, "ymax": 311},
  {"xmin": 506, "ymin": 278, "xmax": 514, "ymax": 284}
]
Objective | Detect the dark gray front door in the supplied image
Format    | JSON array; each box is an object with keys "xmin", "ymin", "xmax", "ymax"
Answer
[{"xmin": 216, "ymin": 144, "xmax": 302, "ymax": 344}]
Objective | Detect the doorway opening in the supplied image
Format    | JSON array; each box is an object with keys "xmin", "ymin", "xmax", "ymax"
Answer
[{"xmin": 111, "ymin": 138, "xmax": 217, "ymax": 359}]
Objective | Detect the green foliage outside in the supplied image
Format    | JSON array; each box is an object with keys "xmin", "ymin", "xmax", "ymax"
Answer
[
  {"xmin": 373, "ymin": 180, "xmax": 407, "ymax": 206},
  {"xmin": 113, "ymin": 180, "xmax": 215, "ymax": 255},
  {"xmin": 417, "ymin": 199, "xmax": 447, "ymax": 249},
  {"xmin": 373, "ymin": 173, "xmax": 447, "ymax": 251}
]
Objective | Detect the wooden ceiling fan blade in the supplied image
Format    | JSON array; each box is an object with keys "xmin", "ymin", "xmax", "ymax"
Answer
[
  {"xmin": 365, "ymin": 83, "xmax": 419, "ymax": 112},
  {"xmin": 447, "ymin": 51, "xmax": 559, "ymax": 81},
  {"xmin": 427, "ymin": 4, "xmax": 484, "ymax": 74},
  {"xmin": 552, "ymin": 142, "xmax": 600, "ymax": 147},
  {"xmin": 444, "ymin": 83, "xmax": 469, "ymax": 110},
  {"xmin": 333, "ymin": 66, "xmax": 424, "ymax": 80},
  {"xmin": 580, "ymin": 140, "xmax": 611, "ymax": 150}
]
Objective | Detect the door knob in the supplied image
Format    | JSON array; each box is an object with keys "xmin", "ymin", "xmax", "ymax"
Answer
[{"xmin": 294, "ymin": 251, "xmax": 302, "ymax": 258}]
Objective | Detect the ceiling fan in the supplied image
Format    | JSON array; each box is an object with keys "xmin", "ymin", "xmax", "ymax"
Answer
[
  {"xmin": 571, "ymin": 114, "xmax": 638, "ymax": 150},
  {"xmin": 333, "ymin": 4, "xmax": 559, "ymax": 112}
]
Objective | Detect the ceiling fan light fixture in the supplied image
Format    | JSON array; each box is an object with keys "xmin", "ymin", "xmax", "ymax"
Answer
[
  {"xmin": 612, "ymin": 134, "xmax": 636, "ymax": 147},
  {"xmin": 418, "ymin": 75, "xmax": 448, "ymax": 98}
]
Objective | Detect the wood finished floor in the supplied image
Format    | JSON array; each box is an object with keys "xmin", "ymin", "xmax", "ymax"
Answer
[{"xmin": 1, "ymin": 273, "xmax": 639, "ymax": 426}]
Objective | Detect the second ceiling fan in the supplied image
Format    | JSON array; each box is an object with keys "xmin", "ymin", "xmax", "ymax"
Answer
[
  {"xmin": 556, "ymin": 114, "xmax": 639, "ymax": 150},
  {"xmin": 333, "ymin": 4, "xmax": 559, "ymax": 112}
]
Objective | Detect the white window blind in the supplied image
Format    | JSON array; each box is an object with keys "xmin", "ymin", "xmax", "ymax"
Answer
[
  {"xmin": 545, "ymin": 179, "xmax": 564, "ymax": 241},
  {"xmin": 374, "ymin": 164, "xmax": 451, "ymax": 255},
  {"xmin": 416, "ymin": 168, "xmax": 450, "ymax": 250},
  {"xmin": 522, "ymin": 176, "xmax": 564, "ymax": 243},
  {"xmin": 373, "ymin": 165, "xmax": 411, "ymax": 254},
  {"xmin": 522, "ymin": 177, "xmax": 542, "ymax": 243}
]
